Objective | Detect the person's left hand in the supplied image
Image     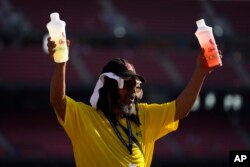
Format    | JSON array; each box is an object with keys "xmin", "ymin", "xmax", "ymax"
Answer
[{"xmin": 196, "ymin": 48, "xmax": 223, "ymax": 76}]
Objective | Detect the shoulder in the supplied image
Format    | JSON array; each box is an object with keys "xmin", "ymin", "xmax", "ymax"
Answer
[
  {"xmin": 66, "ymin": 96, "xmax": 96, "ymax": 113},
  {"xmin": 138, "ymin": 101, "xmax": 176, "ymax": 110}
]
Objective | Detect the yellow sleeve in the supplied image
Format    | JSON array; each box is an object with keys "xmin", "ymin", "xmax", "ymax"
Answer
[
  {"xmin": 140, "ymin": 101, "xmax": 179, "ymax": 141},
  {"xmin": 54, "ymin": 96, "xmax": 83, "ymax": 141}
]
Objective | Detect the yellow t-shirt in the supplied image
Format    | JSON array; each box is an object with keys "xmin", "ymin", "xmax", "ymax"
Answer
[{"xmin": 55, "ymin": 96, "xmax": 179, "ymax": 167}]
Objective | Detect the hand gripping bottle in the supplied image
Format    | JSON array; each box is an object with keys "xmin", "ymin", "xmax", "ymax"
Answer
[
  {"xmin": 47, "ymin": 12, "xmax": 68, "ymax": 63},
  {"xmin": 195, "ymin": 19, "xmax": 222, "ymax": 68}
]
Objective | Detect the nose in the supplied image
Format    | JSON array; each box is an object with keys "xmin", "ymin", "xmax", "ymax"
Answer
[{"xmin": 131, "ymin": 85, "xmax": 137, "ymax": 93}]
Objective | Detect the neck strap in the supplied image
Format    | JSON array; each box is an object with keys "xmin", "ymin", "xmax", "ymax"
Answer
[{"xmin": 107, "ymin": 115, "xmax": 144, "ymax": 156}]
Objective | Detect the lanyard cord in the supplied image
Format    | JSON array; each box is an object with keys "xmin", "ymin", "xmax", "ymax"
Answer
[
  {"xmin": 118, "ymin": 122, "xmax": 144, "ymax": 156},
  {"xmin": 126, "ymin": 115, "xmax": 133, "ymax": 155},
  {"xmin": 107, "ymin": 115, "xmax": 133, "ymax": 155}
]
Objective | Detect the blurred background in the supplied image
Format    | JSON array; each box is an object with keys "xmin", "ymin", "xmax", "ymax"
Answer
[{"xmin": 0, "ymin": 0, "xmax": 250, "ymax": 166}]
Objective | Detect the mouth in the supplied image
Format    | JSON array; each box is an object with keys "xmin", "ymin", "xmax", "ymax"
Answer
[{"xmin": 127, "ymin": 95, "xmax": 135, "ymax": 104}]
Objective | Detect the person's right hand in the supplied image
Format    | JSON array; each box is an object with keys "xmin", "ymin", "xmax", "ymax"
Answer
[
  {"xmin": 47, "ymin": 37, "xmax": 71, "ymax": 62},
  {"xmin": 47, "ymin": 37, "xmax": 56, "ymax": 61}
]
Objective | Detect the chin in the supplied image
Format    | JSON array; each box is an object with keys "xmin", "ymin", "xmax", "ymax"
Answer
[{"xmin": 121, "ymin": 103, "xmax": 136, "ymax": 115}]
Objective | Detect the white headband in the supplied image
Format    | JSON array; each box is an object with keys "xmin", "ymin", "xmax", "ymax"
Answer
[{"xmin": 90, "ymin": 72, "xmax": 125, "ymax": 109}]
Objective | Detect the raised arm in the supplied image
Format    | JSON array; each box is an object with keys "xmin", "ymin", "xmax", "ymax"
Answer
[
  {"xmin": 48, "ymin": 37, "xmax": 67, "ymax": 121},
  {"xmin": 174, "ymin": 49, "xmax": 222, "ymax": 121}
]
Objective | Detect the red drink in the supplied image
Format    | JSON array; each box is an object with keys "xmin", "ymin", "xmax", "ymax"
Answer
[{"xmin": 195, "ymin": 19, "xmax": 222, "ymax": 68}]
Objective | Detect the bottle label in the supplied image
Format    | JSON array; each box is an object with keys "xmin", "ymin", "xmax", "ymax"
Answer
[
  {"xmin": 207, "ymin": 39, "xmax": 217, "ymax": 53},
  {"xmin": 59, "ymin": 32, "xmax": 67, "ymax": 45},
  {"xmin": 204, "ymin": 38, "xmax": 221, "ymax": 68}
]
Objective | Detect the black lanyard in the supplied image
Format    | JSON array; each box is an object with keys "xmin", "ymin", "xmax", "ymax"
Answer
[
  {"xmin": 119, "ymin": 121, "xmax": 144, "ymax": 156},
  {"xmin": 107, "ymin": 115, "xmax": 133, "ymax": 155}
]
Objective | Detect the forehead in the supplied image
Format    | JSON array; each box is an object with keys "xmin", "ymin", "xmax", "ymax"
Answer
[{"xmin": 125, "ymin": 76, "xmax": 142, "ymax": 85}]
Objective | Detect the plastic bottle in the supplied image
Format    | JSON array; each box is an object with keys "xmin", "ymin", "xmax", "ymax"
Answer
[
  {"xmin": 47, "ymin": 12, "xmax": 68, "ymax": 63},
  {"xmin": 195, "ymin": 19, "xmax": 222, "ymax": 68}
]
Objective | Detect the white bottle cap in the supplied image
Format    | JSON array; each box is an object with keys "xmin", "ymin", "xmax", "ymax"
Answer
[
  {"xmin": 196, "ymin": 19, "xmax": 206, "ymax": 28},
  {"xmin": 50, "ymin": 12, "xmax": 60, "ymax": 21}
]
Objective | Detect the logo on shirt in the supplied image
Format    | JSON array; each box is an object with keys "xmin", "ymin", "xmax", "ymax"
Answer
[{"xmin": 136, "ymin": 130, "xmax": 142, "ymax": 137}]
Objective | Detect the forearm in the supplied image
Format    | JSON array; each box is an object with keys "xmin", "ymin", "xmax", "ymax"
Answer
[
  {"xmin": 175, "ymin": 69, "xmax": 207, "ymax": 120},
  {"xmin": 50, "ymin": 62, "xmax": 67, "ymax": 119}
]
